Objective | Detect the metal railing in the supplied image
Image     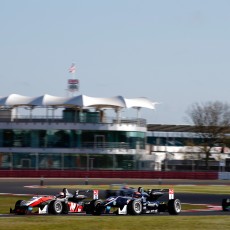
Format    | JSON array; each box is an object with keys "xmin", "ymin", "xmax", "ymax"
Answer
[
  {"xmin": 0, "ymin": 114, "xmax": 147, "ymax": 127},
  {"xmin": 81, "ymin": 142, "xmax": 130, "ymax": 149}
]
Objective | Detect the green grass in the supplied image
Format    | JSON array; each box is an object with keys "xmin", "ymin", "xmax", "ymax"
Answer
[{"xmin": 0, "ymin": 216, "xmax": 229, "ymax": 230}]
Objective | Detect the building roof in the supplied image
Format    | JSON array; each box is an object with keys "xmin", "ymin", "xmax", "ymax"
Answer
[
  {"xmin": 147, "ymin": 124, "xmax": 197, "ymax": 132},
  {"xmin": 0, "ymin": 94, "xmax": 157, "ymax": 110}
]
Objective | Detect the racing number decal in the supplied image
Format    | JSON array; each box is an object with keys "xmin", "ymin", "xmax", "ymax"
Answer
[
  {"xmin": 93, "ymin": 190, "xmax": 99, "ymax": 199},
  {"xmin": 68, "ymin": 202, "xmax": 83, "ymax": 212},
  {"xmin": 169, "ymin": 188, "xmax": 174, "ymax": 200},
  {"xmin": 69, "ymin": 202, "xmax": 77, "ymax": 212}
]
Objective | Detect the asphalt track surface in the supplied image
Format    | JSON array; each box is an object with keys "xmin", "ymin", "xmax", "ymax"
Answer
[{"xmin": 0, "ymin": 178, "xmax": 229, "ymax": 216}]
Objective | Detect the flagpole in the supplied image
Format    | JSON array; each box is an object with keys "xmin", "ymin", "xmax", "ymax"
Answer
[{"xmin": 67, "ymin": 63, "xmax": 79, "ymax": 97}]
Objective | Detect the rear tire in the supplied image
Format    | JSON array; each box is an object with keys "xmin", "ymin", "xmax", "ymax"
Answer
[
  {"xmin": 90, "ymin": 199, "xmax": 103, "ymax": 215},
  {"xmin": 127, "ymin": 199, "xmax": 142, "ymax": 215},
  {"xmin": 168, "ymin": 199, "xmax": 181, "ymax": 215},
  {"xmin": 222, "ymin": 198, "xmax": 230, "ymax": 211},
  {"xmin": 92, "ymin": 200, "xmax": 103, "ymax": 216}
]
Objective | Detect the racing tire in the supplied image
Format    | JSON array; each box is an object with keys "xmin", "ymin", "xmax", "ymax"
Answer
[
  {"xmin": 13, "ymin": 200, "xmax": 26, "ymax": 215},
  {"xmin": 222, "ymin": 198, "xmax": 230, "ymax": 211},
  {"xmin": 48, "ymin": 200, "xmax": 63, "ymax": 214},
  {"xmin": 15, "ymin": 200, "xmax": 24, "ymax": 208},
  {"xmin": 90, "ymin": 199, "xmax": 103, "ymax": 215},
  {"xmin": 127, "ymin": 199, "xmax": 142, "ymax": 215},
  {"xmin": 168, "ymin": 199, "xmax": 181, "ymax": 215}
]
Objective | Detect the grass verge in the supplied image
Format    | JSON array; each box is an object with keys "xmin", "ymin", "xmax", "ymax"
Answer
[{"xmin": 0, "ymin": 215, "xmax": 230, "ymax": 230}]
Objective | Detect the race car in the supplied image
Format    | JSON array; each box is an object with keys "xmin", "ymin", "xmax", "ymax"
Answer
[
  {"xmin": 88, "ymin": 187, "xmax": 181, "ymax": 215},
  {"xmin": 222, "ymin": 198, "xmax": 230, "ymax": 211},
  {"xmin": 10, "ymin": 188, "xmax": 98, "ymax": 215}
]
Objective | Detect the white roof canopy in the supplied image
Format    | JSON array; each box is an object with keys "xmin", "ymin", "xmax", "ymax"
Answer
[{"xmin": 0, "ymin": 94, "xmax": 157, "ymax": 110}]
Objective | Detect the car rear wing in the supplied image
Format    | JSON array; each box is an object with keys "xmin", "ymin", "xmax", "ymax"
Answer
[
  {"xmin": 93, "ymin": 190, "xmax": 99, "ymax": 199},
  {"xmin": 149, "ymin": 188, "xmax": 174, "ymax": 200},
  {"xmin": 62, "ymin": 188, "xmax": 99, "ymax": 200}
]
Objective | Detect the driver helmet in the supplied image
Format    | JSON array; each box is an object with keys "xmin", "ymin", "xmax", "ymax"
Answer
[
  {"xmin": 123, "ymin": 185, "xmax": 129, "ymax": 189},
  {"xmin": 74, "ymin": 190, "xmax": 79, "ymax": 196},
  {"xmin": 58, "ymin": 192, "xmax": 64, "ymax": 198},
  {"xmin": 138, "ymin": 187, "xmax": 143, "ymax": 193},
  {"xmin": 133, "ymin": 191, "xmax": 141, "ymax": 198}
]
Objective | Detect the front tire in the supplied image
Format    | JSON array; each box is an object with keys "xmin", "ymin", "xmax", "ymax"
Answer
[
  {"xmin": 15, "ymin": 200, "xmax": 25, "ymax": 208},
  {"xmin": 168, "ymin": 199, "xmax": 181, "ymax": 215},
  {"xmin": 13, "ymin": 200, "xmax": 26, "ymax": 215},
  {"xmin": 128, "ymin": 199, "xmax": 142, "ymax": 215},
  {"xmin": 48, "ymin": 200, "xmax": 63, "ymax": 214}
]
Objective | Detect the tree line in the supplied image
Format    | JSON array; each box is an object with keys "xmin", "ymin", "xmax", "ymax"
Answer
[{"xmin": 187, "ymin": 101, "xmax": 230, "ymax": 169}]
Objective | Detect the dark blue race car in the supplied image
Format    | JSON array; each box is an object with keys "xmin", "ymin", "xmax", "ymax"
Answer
[{"xmin": 88, "ymin": 187, "xmax": 181, "ymax": 215}]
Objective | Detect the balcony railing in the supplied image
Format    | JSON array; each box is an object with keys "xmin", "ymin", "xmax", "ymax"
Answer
[
  {"xmin": 0, "ymin": 114, "xmax": 147, "ymax": 127},
  {"xmin": 82, "ymin": 142, "xmax": 130, "ymax": 149}
]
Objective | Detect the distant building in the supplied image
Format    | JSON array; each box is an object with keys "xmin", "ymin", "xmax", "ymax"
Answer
[
  {"xmin": 1, "ymin": 94, "xmax": 229, "ymax": 172},
  {"xmin": 147, "ymin": 124, "xmax": 230, "ymax": 171},
  {"xmin": 0, "ymin": 94, "xmax": 156, "ymax": 171}
]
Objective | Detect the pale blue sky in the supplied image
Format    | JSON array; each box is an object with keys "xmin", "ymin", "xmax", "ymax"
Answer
[{"xmin": 1, "ymin": 0, "xmax": 230, "ymax": 125}]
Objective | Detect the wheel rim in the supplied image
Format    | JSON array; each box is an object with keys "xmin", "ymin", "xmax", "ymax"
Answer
[
  {"xmin": 174, "ymin": 201, "xmax": 181, "ymax": 213},
  {"xmin": 134, "ymin": 202, "xmax": 141, "ymax": 213},
  {"xmin": 55, "ymin": 202, "xmax": 62, "ymax": 212}
]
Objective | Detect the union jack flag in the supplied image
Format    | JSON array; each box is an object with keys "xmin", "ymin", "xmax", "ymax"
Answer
[{"xmin": 69, "ymin": 63, "xmax": 76, "ymax": 73}]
